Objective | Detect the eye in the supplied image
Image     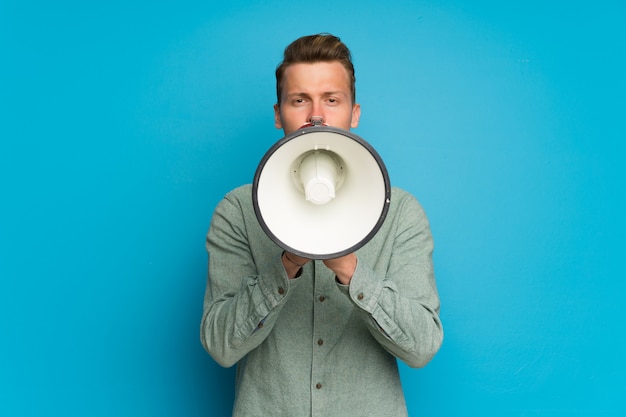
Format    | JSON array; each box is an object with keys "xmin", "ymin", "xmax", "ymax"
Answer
[{"xmin": 292, "ymin": 97, "xmax": 307, "ymax": 105}]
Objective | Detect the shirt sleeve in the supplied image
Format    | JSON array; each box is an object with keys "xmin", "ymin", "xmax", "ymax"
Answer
[
  {"xmin": 199, "ymin": 190, "xmax": 299, "ymax": 368},
  {"xmin": 337, "ymin": 192, "xmax": 444, "ymax": 368}
]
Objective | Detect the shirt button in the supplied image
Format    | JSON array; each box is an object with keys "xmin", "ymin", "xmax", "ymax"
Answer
[
  {"xmin": 318, "ymin": 296, "xmax": 325, "ymax": 302},
  {"xmin": 278, "ymin": 287, "xmax": 285, "ymax": 295},
  {"xmin": 317, "ymin": 338, "xmax": 324, "ymax": 346},
  {"xmin": 315, "ymin": 383, "xmax": 322, "ymax": 389},
  {"xmin": 357, "ymin": 293, "xmax": 364, "ymax": 300}
]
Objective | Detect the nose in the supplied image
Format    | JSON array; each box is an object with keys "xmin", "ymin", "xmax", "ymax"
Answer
[
  {"xmin": 309, "ymin": 116, "xmax": 324, "ymax": 126},
  {"xmin": 308, "ymin": 101, "xmax": 324, "ymax": 124}
]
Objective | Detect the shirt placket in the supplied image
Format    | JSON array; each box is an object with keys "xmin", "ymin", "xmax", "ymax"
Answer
[{"xmin": 310, "ymin": 260, "xmax": 330, "ymax": 417}]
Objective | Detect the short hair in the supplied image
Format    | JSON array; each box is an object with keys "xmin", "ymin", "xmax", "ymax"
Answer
[{"xmin": 275, "ymin": 33, "xmax": 356, "ymax": 104}]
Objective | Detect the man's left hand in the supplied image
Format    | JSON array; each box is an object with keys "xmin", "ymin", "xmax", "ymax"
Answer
[{"xmin": 323, "ymin": 254, "xmax": 357, "ymax": 285}]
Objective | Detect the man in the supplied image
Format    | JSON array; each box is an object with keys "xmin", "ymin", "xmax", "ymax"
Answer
[{"xmin": 201, "ymin": 33, "xmax": 443, "ymax": 417}]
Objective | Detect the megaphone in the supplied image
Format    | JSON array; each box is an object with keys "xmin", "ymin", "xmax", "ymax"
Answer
[{"xmin": 252, "ymin": 126, "xmax": 391, "ymax": 260}]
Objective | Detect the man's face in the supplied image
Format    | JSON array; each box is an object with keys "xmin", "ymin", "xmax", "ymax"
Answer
[{"xmin": 274, "ymin": 61, "xmax": 361, "ymax": 135}]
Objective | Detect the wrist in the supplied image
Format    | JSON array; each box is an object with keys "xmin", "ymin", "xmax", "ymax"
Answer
[
  {"xmin": 324, "ymin": 254, "xmax": 357, "ymax": 285},
  {"xmin": 283, "ymin": 251, "xmax": 305, "ymax": 267},
  {"xmin": 282, "ymin": 251, "xmax": 308, "ymax": 279}
]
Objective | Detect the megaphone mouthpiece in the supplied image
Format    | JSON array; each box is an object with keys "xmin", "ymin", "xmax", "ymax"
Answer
[
  {"xmin": 299, "ymin": 116, "xmax": 326, "ymax": 129},
  {"xmin": 298, "ymin": 151, "xmax": 339, "ymax": 205}
]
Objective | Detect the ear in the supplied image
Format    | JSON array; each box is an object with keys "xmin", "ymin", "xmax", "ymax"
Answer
[
  {"xmin": 273, "ymin": 103, "xmax": 283, "ymax": 129},
  {"xmin": 350, "ymin": 103, "xmax": 361, "ymax": 129}
]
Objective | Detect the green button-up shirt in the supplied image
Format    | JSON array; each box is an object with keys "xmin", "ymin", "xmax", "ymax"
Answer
[{"xmin": 201, "ymin": 185, "xmax": 443, "ymax": 416}]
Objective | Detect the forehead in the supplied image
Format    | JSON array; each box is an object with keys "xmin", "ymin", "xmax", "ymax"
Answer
[{"xmin": 281, "ymin": 62, "xmax": 351, "ymax": 94}]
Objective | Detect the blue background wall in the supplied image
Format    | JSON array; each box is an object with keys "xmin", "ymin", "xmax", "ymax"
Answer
[{"xmin": 2, "ymin": 1, "xmax": 624, "ymax": 415}]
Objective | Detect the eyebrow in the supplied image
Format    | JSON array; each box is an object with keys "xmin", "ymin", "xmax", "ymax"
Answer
[
  {"xmin": 322, "ymin": 91, "xmax": 348, "ymax": 98},
  {"xmin": 286, "ymin": 92, "xmax": 310, "ymax": 99},
  {"xmin": 286, "ymin": 91, "xmax": 348, "ymax": 99}
]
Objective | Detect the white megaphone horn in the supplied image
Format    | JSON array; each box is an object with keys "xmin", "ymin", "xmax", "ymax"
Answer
[{"xmin": 252, "ymin": 126, "xmax": 391, "ymax": 260}]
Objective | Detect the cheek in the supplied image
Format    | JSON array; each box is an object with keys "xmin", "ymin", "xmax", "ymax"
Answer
[
  {"xmin": 330, "ymin": 110, "xmax": 355, "ymax": 129},
  {"xmin": 278, "ymin": 109, "xmax": 308, "ymax": 133},
  {"xmin": 282, "ymin": 108, "xmax": 307, "ymax": 123}
]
